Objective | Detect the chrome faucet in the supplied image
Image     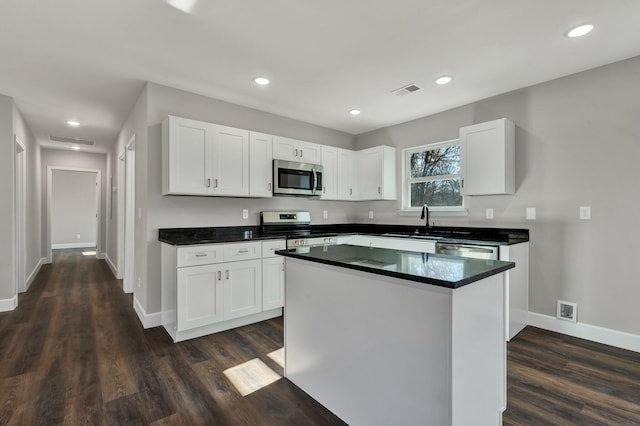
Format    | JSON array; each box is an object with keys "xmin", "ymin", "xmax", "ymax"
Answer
[{"xmin": 420, "ymin": 204, "xmax": 431, "ymax": 234}]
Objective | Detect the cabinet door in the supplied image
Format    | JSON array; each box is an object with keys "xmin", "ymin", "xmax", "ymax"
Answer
[
  {"xmin": 223, "ymin": 259, "xmax": 262, "ymax": 320},
  {"xmin": 460, "ymin": 118, "xmax": 515, "ymax": 195},
  {"xmin": 321, "ymin": 146, "xmax": 338, "ymax": 200},
  {"xmin": 165, "ymin": 116, "xmax": 215, "ymax": 195},
  {"xmin": 177, "ymin": 264, "xmax": 223, "ymax": 331},
  {"xmin": 298, "ymin": 141, "xmax": 321, "ymax": 164},
  {"xmin": 212, "ymin": 125, "xmax": 250, "ymax": 196},
  {"xmin": 358, "ymin": 147, "xmax": 383, "ymax": 200},
  {"xmin": 272, "ymin": 136, "xmax": 298, "ymax": 161},
  {"xmin": 249, "ymin": 132, "xmax": 273, "ymax": 197},
  {"xmin": 262, "ymin": 256, "xmax": 285, "ymax": 310},
  {"xmin": 337, "ymin": 148, "xmax": 357, "ymax": 200}
]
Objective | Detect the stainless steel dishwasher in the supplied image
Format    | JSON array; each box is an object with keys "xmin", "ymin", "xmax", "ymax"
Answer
[{"xmin": 435, "ymin": 242, "xmax": 499, "ymax": 260}]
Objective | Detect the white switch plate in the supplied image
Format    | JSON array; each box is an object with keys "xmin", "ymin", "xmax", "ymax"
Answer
[
  {"xmin": 485, "ymin": 208, "xmax": 494, "ymax": 219},
  {"xmin": 323, "ymin": 210, "xmax": 328, "ymax": 219},
  {"xmin": 368, "ymin": 210, "xmax": 374, "ymax": 219},
  {"xmin": 579, "ymin": 206, "xmax": 591, "ymax": 220},
  {"xmin": 242, "ymin": 209, "xmax": 249, "ymax": 219},
  {"xmin": 526, "ymin": 207, "xmax": 536, "ymax": 220}
]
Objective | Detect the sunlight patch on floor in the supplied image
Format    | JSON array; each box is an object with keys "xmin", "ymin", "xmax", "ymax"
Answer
[
  {"xmin": 223, "ymin": 358, "xmax": 281, "ymax": 396},
  {"xmin": 82, "ymin": 251, "xmax": 96, "ymax": 256},
  {"xmin": 267, "ymin": 347, "xmax": 285, "ymax": 369}
]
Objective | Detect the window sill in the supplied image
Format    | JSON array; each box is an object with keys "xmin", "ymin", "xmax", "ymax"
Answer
[{"xmin": 397, "ymin": 208, "xmax": 468, "ymax": 217}]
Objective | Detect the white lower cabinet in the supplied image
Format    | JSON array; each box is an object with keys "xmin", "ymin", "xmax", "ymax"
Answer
[
  {"xmin": 161, "ymin": 240, "xmax": 284, "ymax": 342},
  {"xmin": 262, "ymin": 239, "xmax": 286, "ymax": 311}
]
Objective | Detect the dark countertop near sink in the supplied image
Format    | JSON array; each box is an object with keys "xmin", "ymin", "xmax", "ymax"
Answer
[
  {"xmin": 159, "ymin": 224, "xmax": 529, "ymax": 246},
  {"xmin": 277, "ymin": 244, "xmax": 515, "ymax": 289}
]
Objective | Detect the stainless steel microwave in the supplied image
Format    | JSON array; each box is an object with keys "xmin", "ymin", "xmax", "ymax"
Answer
[{"xmin": 273, "ymin": 159, "xmax": 323, "ymax": 197}]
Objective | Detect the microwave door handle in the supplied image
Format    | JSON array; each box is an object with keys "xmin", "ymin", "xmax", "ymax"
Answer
[{"xmin": 312, "ymin": 168, "xmax": 317, "ymax": 194}]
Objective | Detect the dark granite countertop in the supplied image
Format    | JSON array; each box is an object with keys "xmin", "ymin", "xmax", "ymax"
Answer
[
  {"xmin": 277, "ymin": 244, "xmax": 515, "ymax": 289},
  {"xmin": 159, "ymin": 224, "xmax": 529, "ymax": 246}
]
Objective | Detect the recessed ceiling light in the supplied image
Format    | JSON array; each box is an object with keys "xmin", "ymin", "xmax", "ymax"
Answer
[
  {"xmin": 71, "ymin": 146, "xmax": 80, "ymax": 150},
  {"xmin": 254, "ymin": 77, "xmax": 270, "ymax": 86},
  {"xmin": 66, "ymin": 120, "xmax": 80, "ymax": 127},
  {"xmin": 435, "ymin": 76, "xmax": 453, "ymax": 85},
  {"xmin": 349, "ymin": 109, "xmax": 361, "ymax": 116},
  {"xmin": 567, "ymin": 24, "xmax": 594, "ymax": 38}
]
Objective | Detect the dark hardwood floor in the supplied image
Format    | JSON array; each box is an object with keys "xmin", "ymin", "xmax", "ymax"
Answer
[{"xmin": 1, "ymin": 249, "xmax": 639, "ymax": 425}]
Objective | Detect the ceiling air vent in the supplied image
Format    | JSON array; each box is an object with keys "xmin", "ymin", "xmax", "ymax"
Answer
[
  {"xmin": 49, "ymin": 135, "xmax": 95, "ymax": 146},
  {"xmin": 391, "ymin": 83, "xmax": 423, "ymax": 96}
]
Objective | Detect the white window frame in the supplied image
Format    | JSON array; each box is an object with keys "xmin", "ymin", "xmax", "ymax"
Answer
[{"xmin": 399, "ymin": 139, "xmax": 467, "ymax": 216}]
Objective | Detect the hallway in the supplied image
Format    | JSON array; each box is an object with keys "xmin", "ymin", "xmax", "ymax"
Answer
[{"xmin": 0, "ymin": 249, "xmax": 343, "ymax": 425}]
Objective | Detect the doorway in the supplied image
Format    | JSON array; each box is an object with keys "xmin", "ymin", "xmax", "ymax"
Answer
[
  {"xmin": 122, "ymin": 135, "xmax": 136, "ymax": 294},
  {"xmin": 14, "ymin": 136, "xmax": 26, "ymax": 293},
  {"xmin": 46, "ymin": 167, "xmax": 101, "ymax": 263}
]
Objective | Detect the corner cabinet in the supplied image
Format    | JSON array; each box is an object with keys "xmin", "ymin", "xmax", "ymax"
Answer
[
  {"xmin": 162, "ymin": 115, "xmax": 250, "ymax": 197},
  {"xmin": 460, "ymin": 118, "xmax": 515, "ymax": 195},
  {"xmin": 161, "ymin": 240, "xmax": 284, "ymax": 342},
  {"xmin": 357, "ymin": 145, "xmax": 397, "ymax": 200}
]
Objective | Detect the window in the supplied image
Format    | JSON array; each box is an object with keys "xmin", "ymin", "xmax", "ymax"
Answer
[{"xmin": 404, "ymin": 139, "xmax": 463, "ymax": 210}]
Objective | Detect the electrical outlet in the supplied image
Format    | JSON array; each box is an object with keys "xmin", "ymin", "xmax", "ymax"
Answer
[
  {"xmin": 368, "ymin": 210, "xmax": 374, "ymax": 219},
  {"xmin": 579, "ymin": 206, "xmax": 591, "ymax": 220},
  {"xmin": 526, "ymin": 207, "xmax": 536, "ymax": 220},
  {"xmin": 557, "ymin": 300, "xmax": 577, "ymax": 322},
  {"xmin": 485, "ymin": 208, "xmax": 494, "ymax": 219},
  {"xmin": 242, "ymin": 209, "xmax": 249, "ymax": 219},
  {"xmin": 76, "ymin": 234, "xmax": 81, "ymax": 239},
  {"xmin": 323, "ymin": 210, "xmax": 328, "ymax": 220}
]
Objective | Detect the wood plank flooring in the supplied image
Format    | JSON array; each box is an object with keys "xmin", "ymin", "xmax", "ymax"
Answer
[{"xmin": 1, "ymin": 249, "xmax": 639, "ymax": 425}]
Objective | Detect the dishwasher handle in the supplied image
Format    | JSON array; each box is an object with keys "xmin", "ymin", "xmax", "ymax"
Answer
[{"xmin": 435, "ymin": 242, "xmax": 499, "ymax": 260}]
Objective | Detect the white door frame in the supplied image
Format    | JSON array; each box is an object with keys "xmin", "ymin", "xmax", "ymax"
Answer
[
  {"xmin": 14, "ymin": 136, "xmax": 26, "ymax": 294},
  {"xmin": 123, "ymin": 135, "xmax": 136, "ymax": 293},
  {"xmin": 46, "ymin": 166, "xmax": 102, "ymax": 263},
  {"xmin": 116, "ymin": 149, "xmax": 125, "ymax": 280}
]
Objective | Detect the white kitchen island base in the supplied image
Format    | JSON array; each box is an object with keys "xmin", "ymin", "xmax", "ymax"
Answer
[{"xmin": 284, "ymin": 258, "xmax": 506, "ymax": 426}]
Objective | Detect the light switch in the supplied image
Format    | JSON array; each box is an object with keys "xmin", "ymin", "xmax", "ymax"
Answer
[
  {"xmin": 323, "ymin": 210, "xmax": 328, "ymax": 219},
  {"xmin": 579, "ymin": 206, "xmax": 591, "ymax": 220},
  {"xmin": 526, "ymin": 207, "xmax": 536, "ymax": 220},
  {"xmin": 485, "ymin": 208, "xmax": 494, "ymax": 220},
  {"xmin": 242, "ymin": 209, "xmax": 249, "ymax": 219},
  {"xmin": 368, "ymin": 210, "xmax": 374, "ymax": 219}
]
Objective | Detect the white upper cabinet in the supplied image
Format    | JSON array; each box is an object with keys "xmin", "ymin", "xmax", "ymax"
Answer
[
  {"xmin": 357, "ymin": 146, "xmax": 397, "ymax": 200},
  {"xmin": 321, "ymin": 146, "xmax": 338, "ymax": 200},
  {"xmin": 337, "ymin": 148, "xmax": 358, "ymax": 200},
  {"xmin": 272, "ymin": 135, "xmax": 322, "ymax": 164},
  {"xmin": 249, "ymin": 132, "xmax": 273, "ymax": 198},
  {"xmin": 460, "ymin": 118, "xmax": 515, "ymax": 195},
  {"xmin": 162, "ymin": 116, "xmax": 249, "ymax": 196}
]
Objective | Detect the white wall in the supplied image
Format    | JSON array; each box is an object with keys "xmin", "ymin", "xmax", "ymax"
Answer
[
  {"xmin": 51, "ymin": 170, "xmax": 97, "ymax": 247},
  {"xmin": 0, "ymin": 95, "xmax": 14, "ymax": 302},
  {"xmin": 41, "ymin": 149, "xmax": 107, "ymax": 257},
  {"xmin": 355, "ymin": 56, "xmax": 640, "ymax": 336}
]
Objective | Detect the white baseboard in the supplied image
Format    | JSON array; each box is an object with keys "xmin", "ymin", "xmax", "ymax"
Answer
[
  {"xmin": 0, "ymin": 295, "xmax": 18, "ymax": 312},
  {"xmin": 528, "ymin": 312, "xmax": 640, "ymax": 353},
  {"xmin": 134, "ymin": 295, "xmax": 162, "ymax": 329},
  {"xmin": 52, "ymin": 242, "xmax": 97, "ymax": 249},
  {"xmin": 96, "ymin": 252, "xmax": 105, "ymax": 260},
  {"xmin": 104, "ymin": 253, "xmax": 119, "ymax": 278},
  {"xmin": 26, "ymin": 257, "xmax": 46, "ymax": 291}
]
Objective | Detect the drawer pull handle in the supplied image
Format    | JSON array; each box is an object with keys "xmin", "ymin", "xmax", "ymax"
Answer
[
  {"xmin": 238, "ymin": 249, "xmax": 249, "ymax": 254},
  {"xmin": 226, "ymin": 270, "xmax": 229, "ymax": 280},
  {"xmin": 195, "ymin": 253, "xmax": 207, "ymax": 257},
  {"xmin": 217, "ymin": 271, "xmax": 222, "ymax": 280}
]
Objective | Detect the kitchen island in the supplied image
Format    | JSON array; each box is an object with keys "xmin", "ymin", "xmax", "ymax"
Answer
[{"xmin": 278, "ymin": 244, "xmax": 515, "ymax": 426}]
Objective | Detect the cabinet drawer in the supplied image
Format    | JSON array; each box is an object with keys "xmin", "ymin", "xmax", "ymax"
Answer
[
  {"xmin": 177, "ymin": 245, "xmax": 224, "ymax": 267},
  {"xmin": 262, "ymin": 239, "xmax": 286, "ymax": 258},
  {"xmin": 223, "ymin": 242, "xmax": 261, "ymax": 262}
]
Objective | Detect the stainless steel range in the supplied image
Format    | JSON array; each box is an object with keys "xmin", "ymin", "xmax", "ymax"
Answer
[{"xmin": 261, "ymin": 211, "xmax": 337, "ymax": 248}]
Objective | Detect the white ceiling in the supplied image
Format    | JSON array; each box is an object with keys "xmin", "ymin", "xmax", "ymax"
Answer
[{"xmin": 1, "ymin": 0, "xmax": 640, "ymax": 154}]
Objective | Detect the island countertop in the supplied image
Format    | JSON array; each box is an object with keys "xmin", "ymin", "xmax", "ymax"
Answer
[{"xmin": 277, "ymin": 244, "xmax": 515, "ymax": 289}]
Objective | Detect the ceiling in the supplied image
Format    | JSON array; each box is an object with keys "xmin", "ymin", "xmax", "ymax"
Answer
[{"xmin": 1, "ymin": 0, "xmax": 639, "ymax": 154}]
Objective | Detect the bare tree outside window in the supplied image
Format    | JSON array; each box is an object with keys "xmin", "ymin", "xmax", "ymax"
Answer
[{"xmin": 405, "ymin": 141, "xmax": 462, "ymax": 208}]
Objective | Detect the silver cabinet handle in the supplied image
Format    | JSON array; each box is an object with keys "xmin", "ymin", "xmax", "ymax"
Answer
[
  {"xmin": 268, "ymin": 182, "xmax": 272, "ymax": 191},
  {"xmin": 195, "ymin": 253, "xmax": 207, "ymax": 257},
  {"xmin": 225, "ymin": 270, "xmax": 229, "ymax": 280},
  {"xmin": 238, "ymin": 249, "xmax": 249, "ymax": 254},
  {"xmin": 294, "ymin": 148, "xmax": 299, "ymax": 157},
  {"xmin": 217, "ymin": 270, "xmax": 222, "ymax": 280},
  {"xmin": 206, "ymin": 178, "xmax": 211, "ymax": 187},
  {"xmin": 323, "ymin": 186, "xmax": 326, "ymax": 194},
  {"xmin": 378, "ymin": 186, "xmax": 381, "ymax": 194},
  {"xmin": 300, "ymin": 149, "xmax": 303, "ymax": 158},
  {"xmin": 349, "ymin": 188, "xmax": 353, "ymax": 195},
  {"xmin": 461, "ymin": 179, "xmax": 464, "ymax": 188},
  {"xmin": 214, "ymin": 179, "xmax": 218, "ymax": 188}
]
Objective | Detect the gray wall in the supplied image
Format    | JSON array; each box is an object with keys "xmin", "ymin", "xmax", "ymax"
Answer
[
  {"xmin": 0, "ymin": 95, "xmax": 14, "ymax": 301},
  {"xmin": 41, "ymin": 149, "xmax": 108, "ymax": 257},
  {"xmin": 355, "ymin": 56, "xmax": 640, "ymax": 335},
  {"xmin": 51, "ymin": 170, "xmax": 98, "ymax": 246}
]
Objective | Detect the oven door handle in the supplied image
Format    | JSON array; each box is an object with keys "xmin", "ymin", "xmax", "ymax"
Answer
[{"xmin": 311, "ymin": 168, "xmax": 318, "ymax": 195}]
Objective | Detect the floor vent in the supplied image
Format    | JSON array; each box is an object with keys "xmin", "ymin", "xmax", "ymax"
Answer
[
  {"xmin": 557, "ymin": 300, "xmax": 577, "ymax": 322},
  {"xmin": 49, "ymin": 135, "xmax": 95, "ymax": 146},
  {"xmin": 391, "ymin": 83, "xmax": 422, "ymax": 96}
]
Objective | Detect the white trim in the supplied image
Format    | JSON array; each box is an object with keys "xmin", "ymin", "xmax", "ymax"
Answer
[
  {"xmin": 25, "ymin": 257, "xmax": 46, "ymax": 291},
  {"xmin": 528, "ymin": 312, "xmax": 640, "ymax": 353},
  {"xmin": 134, "ymin": 295, "xmax": 162, "ymax": 329},
  {"xmin": 105, "ymin": 253, "xmax": 118, "ymax": 278},
  {"xmin": 0, "ymin": 296, "xmax": 18, "ymax": 312},
  {"xmin": 52, "ymin": 242, "xmax": 97, "ymax": 249}
]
